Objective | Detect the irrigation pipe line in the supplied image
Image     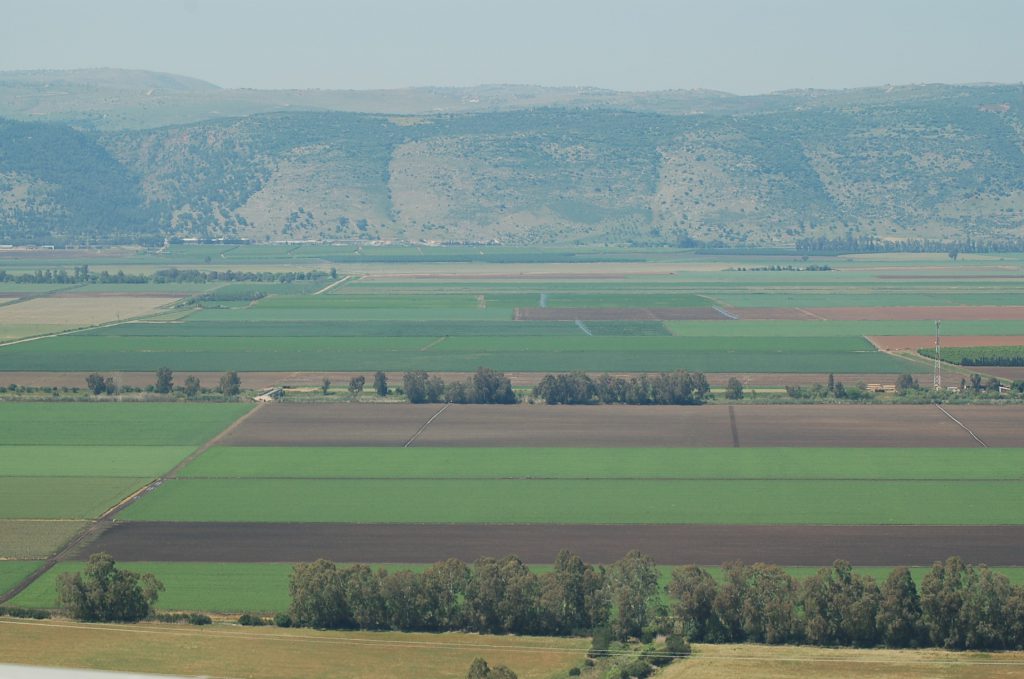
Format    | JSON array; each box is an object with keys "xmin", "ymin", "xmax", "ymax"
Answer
[{"xmin": 933, "ymin": 403, "xmax": 989, "ymax": 448}]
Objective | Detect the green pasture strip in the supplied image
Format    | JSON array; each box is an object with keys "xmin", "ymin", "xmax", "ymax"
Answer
[
  {"xmin": 183, "ymin": 447, "xmax": 1024, "ymax": 481},
  {"xmin": 424, "ymin": 335, "xmax": 876, "ymax": 353},
  {"xmin": 203, "ymin": 281, "xmax": 326, "ymax": 296},
  {"xmin": 0, "ymin": 446, "xmax": 195, "ymax": 478},
  {"xmin": 712, "ymin": 292, "xmax": 1024, "ymax": 307},
  {"xmin": 253, "ymin": 294, "xmax": 524, "ymax": 310},
  {"xmin": 188, "ymin": 306, "xmax": 516, "ymax": 322},
  {"xmin": 0, "ymin": 477, "xmax": 149, "ymax": 519},
  {"xmin": 0, "ymin": 283, "xmax": 76, "ymax": 293},
  {"xmin": 85, "ymin": 320, "xmax": 579, "ymax": 337},
  {"xmin": 0, "ymin": 403, "xmax": 252, "ymax": 446},
  {"xmin": 667, "ymin": 319, "xmax": 1024, "ymax": 337},
  {"xmin": 0, "ymin": 560, "xmax": 43, "ymax": 596},
  {"xmin": 4, "ymin": 334, "xmax": 874, "ymax": 354},
  {"xmin": 541, "ymin": 293, "xmax": 713, "ymax": 307},
  {"xmin": 69, "ymin": 283, "xmax": 215, "ymax": 294},
  {"xmin": 0, "ymin": 520, "xmax": 89, "ymax": 559},
  {"xmin": 120, "ymin": 478, "xmax": 1024, "ymax": 525},
  {"xmin": 0, "ymin": 345, "xmax": 913, "ymax": 373}
]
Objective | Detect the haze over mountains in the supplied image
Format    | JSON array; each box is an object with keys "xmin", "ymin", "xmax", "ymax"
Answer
[{"xmin": 1, "ymin": 69, "xmax": 1023, "ymax": 247}]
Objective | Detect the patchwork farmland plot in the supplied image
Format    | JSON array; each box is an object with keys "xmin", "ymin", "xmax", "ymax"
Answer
[
  {"xmin": 0, "ymin": 403, "xmax": 251, "ymax": 559},
  {"xmin": 2, "ymin": 250, "xmax": 1024, "ymax": 628}
]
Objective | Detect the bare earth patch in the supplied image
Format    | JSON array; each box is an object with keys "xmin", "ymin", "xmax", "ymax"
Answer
[
  {"xmin": 867, "ymin": 335, "xmax": 1024, "ymax": 351},
  {"xmin": 219, "ymin": 403, "xmax": 1013, "ymax": 448},
  {"xmin": 81, "ymin": 522, "xmax": 1024, "ymax": 566},
  {"xmin": 663, "ymin": 644, "xmax": 1024, "ymax": 679},
  {"xmin": 515, "ymin": 307, "xmax": 729, "ymax": 320},
  {"xmin": 0, "ymin": 296, "xmax": 180, "ymax": 327},
  {"xmin": 0, "ymin": 619, "xmax": 585, "ymax": 679}
]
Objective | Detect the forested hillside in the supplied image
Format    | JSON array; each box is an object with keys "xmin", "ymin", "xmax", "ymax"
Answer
[{"xmin": 1, "ymin": 71, "xmax": 1023, "ymax": 246}]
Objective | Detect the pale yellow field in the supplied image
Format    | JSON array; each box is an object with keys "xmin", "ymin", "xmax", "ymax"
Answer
[
  {"xmin": 0, "ymin": 519, "xmax": 89, "ymax": 559},
  {"xmin": 0, "ymin": 618, "xmax": 587, "ymax": 679},
  {"xmin": 0, "ymin": 296, "xmax": 179, "ymax": 328},
  {"xmin": 661, "ymin": 644, "xmax": 1024, "ymax": 679}
]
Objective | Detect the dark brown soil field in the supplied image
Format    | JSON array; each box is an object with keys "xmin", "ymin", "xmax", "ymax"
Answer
[
  {"xmin": 218, "ymin": 403, "xmax": 448, "ymax": 446},
  {"xmin": 984, "ymin": 366, "xmax": 1024, "ymax": 381},
  {"xmin": 731, "ymin": 308, "xmax": 819, "ymax": 320},
  {"xmin": 218, "ymin": 403, "xmax": 1014, "ymax": 448},
  {"xmin": 515, "ymin": 307, "xmax": 729, "ymax": 321},
  {"xmin": 81, "ymin": 522, "xmax": 1024, "ymax": 566},
  {"xmin": 942, "ymin": 406, "xmax": 1024, "ymax": 447},
  {"xmin": 867, "ymin": 336, "xmax": 1024, "ymax": 351},
  {"xmin": 810, "ymin": 306, "xmax": 1024, "ymax": 321},
  {"xmin": 730, "ymin": 404, "xmax": 980, "ymax": 447}
]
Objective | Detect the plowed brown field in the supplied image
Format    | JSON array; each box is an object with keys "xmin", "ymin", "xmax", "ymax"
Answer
[
  {"xmin": 81, "ymin": 522, "xmax": 1024, "ymax": 566},
  {"xmin": 867, "ymin": 335, "xmax": 1024, "ymax": 351},
  {"xmin": 218, "ymin": 403, "xmax": 1002, "ymax": 448}
]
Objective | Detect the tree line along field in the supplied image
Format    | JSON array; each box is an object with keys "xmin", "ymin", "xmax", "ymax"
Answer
[
  {"xmin": 921, "ymin": 346, "xmax": 1024, "ymax": 367},
  {"xmin": 11, "ymin": 560, "xmax": 1024, "ymax": 615}
]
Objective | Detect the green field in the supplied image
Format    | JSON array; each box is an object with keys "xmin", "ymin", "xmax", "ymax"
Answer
[
  {"xmin": 1, "ymin": 446, "xmax": 195, "ymax": 477},
  {"xmin": 0, "ymin": 334, "xmax": 910, "ymax": 373},
  {"xmin": 0, "ymin": 560, "xmax": 42, "ymax": 595},
  {"xmin": 183, "ymin": 446, "xmax": 1024, "ymax": 481},
  {"xmin": 0, "ymin": 477, "xmax": 149, "ymax": 519},
  {"xmin": 119, "ymin": 477, "xmax": 1024, "ymax": 524},
  {"xmin": 0, "ymin": 403, "xmax": 251, "ymax": 446},
  {"xmin": 667, "ymin": 319, "xmax": 1024, "ymax": 337}
]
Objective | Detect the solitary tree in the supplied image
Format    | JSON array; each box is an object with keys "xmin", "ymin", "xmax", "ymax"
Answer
[
  {"xmin": 155, "ymin": 367, "xmax": 173, "ymax": 394},
  {"xmin": 183, "ymin": 375, "xmax": 201, "ymax": 399},
  {"xmin": 895, "ymin": 373, "xmax": 918, "ymax": 395},
  {"xmin": 725, "ymin": 377, "xmax": 744, "ymax": 400},
  {"xmin": 219, "ymin": 371, "xmax": 241, "ymax": 397},
  {"xmin": 85, "ymin": 373, "xmax": 106, "ymax": 395},
  {"xmin": 57, "ymin": 552, "xmax": 163, "ymax": 622},
  {"xmin": 348, "ymin": 375, "xmax": 366, "ymax": 399},
  {"xmin": 321, "ymin": 376, "xmax": 332, "ymax": 395},
  {"xmin": 373, "ymin": 371, "xmax": 389, "ymax": 397}
]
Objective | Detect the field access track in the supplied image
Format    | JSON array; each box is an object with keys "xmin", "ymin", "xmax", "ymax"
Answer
[
  {"xmin": 81, "ymin": 522, "xmax": 1024, "ymax": 567},
  {"xmin": 217, "ymin": 403, "xmax": 1008, "ymax": 448}
]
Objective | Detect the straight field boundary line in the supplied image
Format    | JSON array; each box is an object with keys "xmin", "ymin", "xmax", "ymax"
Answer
[
  {"xmin": 419, "ymin": 336, "xmax": 447, "ymax": 351},
  {"xmin": 934, "ymin": 404, "xmax": 988, "ymax": 448},
  {"xmin": 0, "ymin": 403, "xmax": 266, "ymax": 606},
  {"xmin": 404, "ymin": 403, "xmax": 451, "ymax": 448},
  {"xmin": 795, "ymin": 307, "xmax": 828, "ymax": 321},
  {"xmin": 312, "ymin": 275, "xmax": 353, "ymax": 295},
  {"xmin": 728, "ymin": 405, "xmax": 740, "ymax": 447}
]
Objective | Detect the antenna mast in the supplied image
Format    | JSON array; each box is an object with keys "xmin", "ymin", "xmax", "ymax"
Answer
[{"xmin": 933, "ymin": 320, "xmax": 942, "ymax": 389}]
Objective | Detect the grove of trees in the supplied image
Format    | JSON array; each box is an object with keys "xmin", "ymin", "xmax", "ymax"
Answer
[
  {"xmin": 286, "ymin": 552, "xmax": 1024, "ymax": 651},
  {"xmin": 533, "ymin": 370, "xmax": 710, "ymax": 405},
  {"xmin": 403, "ymin": 368, "xmax": 516, "ymax": 404},
  {"xmin": 56, "ymin": 553, "xmax": 163, "ymax": 623}
]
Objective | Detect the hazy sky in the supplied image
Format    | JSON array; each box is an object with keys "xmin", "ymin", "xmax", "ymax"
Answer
[{"xmin": 3, "ymin": 0, "xmax": 1022, "ymax": 93}]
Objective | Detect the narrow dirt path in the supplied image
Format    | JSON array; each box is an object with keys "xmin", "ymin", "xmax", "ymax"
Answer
[
  {"xmin": 312, "ymin": 275, "xmax": 353, "ymax": 295},
  {"xmin": 0, "ymin": 403, "xmax": 266, "ymax": 605},
  {"xmin": 728, "ymin": 405, "xmax": 740, "ymax": 447}
]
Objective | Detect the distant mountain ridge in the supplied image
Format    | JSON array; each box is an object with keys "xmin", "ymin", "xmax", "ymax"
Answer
[{"xmin": 0, "ymin": 69, "xmax": 1022, "ymax": 247}]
